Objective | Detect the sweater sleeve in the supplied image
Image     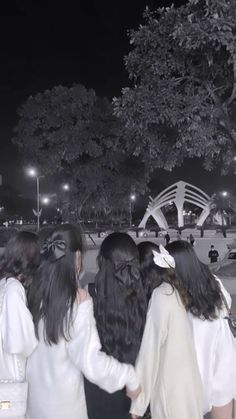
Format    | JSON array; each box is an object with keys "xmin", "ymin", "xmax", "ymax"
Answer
[
  {"xmin": 2, "ymin": 279, "xmax": 38, "ymax": 357},
  {"xmin": 67, "ymin": 298, "xmax": 139, "ymax": 393},
  {"xmin": 130, "ymin": 290, "xmax": 168, "ymax": 417}
]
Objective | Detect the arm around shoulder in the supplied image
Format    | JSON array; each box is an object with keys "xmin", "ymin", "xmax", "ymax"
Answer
[{"xmin": 67, "ymin": 298, "xmax": 139, "ymax": 393}]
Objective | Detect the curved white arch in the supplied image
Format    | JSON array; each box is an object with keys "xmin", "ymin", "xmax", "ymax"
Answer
[{"xmin": 139, "ymin": 180, "xmax": 212, "ymax": 229}]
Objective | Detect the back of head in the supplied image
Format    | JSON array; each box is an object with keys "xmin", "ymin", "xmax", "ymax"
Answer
[
  {"xmin": 95, "ymin": 232, "xmax": 147, "ymax": 364},
  {"xmin": 138, "ymin": 241, "xmax": 189, "ymax": 308},
  {"xmin": 166, "ymin": 240, "xmax": 222, "ymax": 319},
  {"xmin": 0, "ymin": 231, "xmax": 40, "ymax": 284},
  {"xmin": 28, "ymin": 224, "xmax": 84, "ymax": 344}
]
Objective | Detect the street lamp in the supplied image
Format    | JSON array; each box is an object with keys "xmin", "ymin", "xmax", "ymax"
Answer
[
  {"xmin": 129, "ymin": 194, "xmax": 136, "ymax": 228},
  {"xmin": 27, "ymin": 168, "xmax": 44, "ymax": 231},
  {"xmin": 41, "ymin": 196, "xmax": 50, "ymax": 205},
  {"xmin": 221, "ymin": 191, "xmax": 228, "ymax": 197},
  {"xmin": 62, "ymin": 183, "xmax": 70, "ymax": 191}
]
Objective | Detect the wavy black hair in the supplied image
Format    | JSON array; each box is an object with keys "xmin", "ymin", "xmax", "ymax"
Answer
[
  {"xmin": 166, "ymin": 240, "xmax": 223, "ymax": 320},
  {"xmin": 138, "ymin": 241, "xmax": 191, "ymax": 308},
  {"xmin": 0, "ymin": 231, "xmax": 40, "ymax": 284},
  {"xmin": 94, "ymin": 232, "xmax": 147, "ymax": 365},
  {"xmin": 28, "ymin": 224, "xmax": 84, "ymax": 345}
]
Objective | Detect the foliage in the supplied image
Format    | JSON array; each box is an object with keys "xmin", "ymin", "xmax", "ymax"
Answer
[
  {"xmin": 114, "ymin": 0, "xmax": 236, "ymax": 173},
  {"xmin": 210, "ymin": 191, "xmax": 235, "ymax": 234},
  {"xmin": 13, "ymin": 84, "xmax": 148, "ymax": 215}
]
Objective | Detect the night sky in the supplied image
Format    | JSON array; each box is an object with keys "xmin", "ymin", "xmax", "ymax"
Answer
[{"xmin": 0, "ymin": 0, "xmax": 235, "ymax": 202}]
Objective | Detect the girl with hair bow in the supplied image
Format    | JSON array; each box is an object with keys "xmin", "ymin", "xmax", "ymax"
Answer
[
  {"xmin": 26, "ymin": 225, "xmax": 141, "ymax": 419},
  {"xmin": 130, "ymin": 242, "xmax": 203, "ymax": 419},
  {"xmin": 84, "ymin": 232, "xmax": 147, "ymax": 419}
]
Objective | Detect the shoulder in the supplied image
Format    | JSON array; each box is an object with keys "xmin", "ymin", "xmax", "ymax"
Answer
[
  {"xmin": 4, "ymin": 278, "xmax": 26, "ymax": 303},
  {"xmin": 151, "ymin": 282, "xmax": 174, "ymax": 300},
  {"xmin": 150, "ymin": 283, "xmax": 176, "ymax": 315}
]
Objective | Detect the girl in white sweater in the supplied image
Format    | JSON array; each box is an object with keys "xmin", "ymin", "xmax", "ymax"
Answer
[
  {"xmin": 167, "ymin": 240, "xmax": 236, "ymax": 419},
  {"xmin": 26, "ymin": 224, "xmax": 140, "ymax": 419},
  {"xmin": 0, "ymin": 231, "xmax": 40, "ymax": 419},
  {"xmin": 130, "ymin": 242, "xmax": 203, "ymax": 419}
]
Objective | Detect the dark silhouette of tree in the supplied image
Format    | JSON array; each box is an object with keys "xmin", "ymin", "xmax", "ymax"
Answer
[
  {"xmin": 114, "ymin": 0, "xmax": 236, "ymax": 174},
  {"xmin": 13, "ymin": 84, "xmax": 148, "ymax": 217},
  {"xmin": 210, "ymin": 192, "xmax": 235, "ymax": 237}
]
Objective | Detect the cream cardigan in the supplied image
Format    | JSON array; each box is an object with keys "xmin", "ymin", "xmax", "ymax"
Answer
[{"xmin": 130, "ymin": 283, "xmax": 203, "ymax": 419}]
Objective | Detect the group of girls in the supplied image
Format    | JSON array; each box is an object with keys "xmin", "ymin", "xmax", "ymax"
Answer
[{"xmin": 0, "ymin": 224, "xmax": 235, "ymax": 419}]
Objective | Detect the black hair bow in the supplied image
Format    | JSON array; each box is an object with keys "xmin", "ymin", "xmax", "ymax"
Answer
[
  {"xmin": 41, "ymin": 239, "xmax": 66, "ymax": 261},
  {"xmin": 114, "ymin": 258, "xmax": 140, "ymax": 285}
]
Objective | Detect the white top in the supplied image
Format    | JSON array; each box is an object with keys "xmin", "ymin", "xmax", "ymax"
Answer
[
  {"xmin": 0, "ymin": 277, "xmax": 38, "ymax": 382},
  {"xmin": 190, "ymin": 277, "xmax": 236, "ymax": 413},
  {"xmin": 130, "ymin": 283, "xmax": 203, "ymax": 419},
  {"xmin": 26, "ymin": 298, "xmax": 139, "ymax": 419}
]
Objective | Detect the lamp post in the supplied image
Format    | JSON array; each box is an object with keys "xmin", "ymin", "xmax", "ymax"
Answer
[
  {"xmin": 61, "ymin": 183, "xmax": 70, "ymax": 222},
  {"xmin": 129, "ymin": 194, "xmax": 136, "ymax": 228},
  {"xmin": 27, "ymin": 168, "xmax": 44, "ymax": 231},
  {"xmin": 220, "ymin": 190, "xmax": 229, "ymax": 230}
]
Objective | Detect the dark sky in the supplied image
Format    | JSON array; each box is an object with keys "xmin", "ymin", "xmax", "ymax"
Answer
[{"xmin": 0, "ymin": 0, "xmax": 235, "ymax": 199}]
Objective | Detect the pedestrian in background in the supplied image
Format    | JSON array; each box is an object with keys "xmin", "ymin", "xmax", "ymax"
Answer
[
  {"xmin": 165, "ymin": 232, "xmax": 170, "ymax": 246},
  {"xmin": 190, "ymin": 233, "xmax": 195, "ymax": 247},
  {"xmin": 208, "ymin": 245, "xmax": 219, "ymax": 263}
]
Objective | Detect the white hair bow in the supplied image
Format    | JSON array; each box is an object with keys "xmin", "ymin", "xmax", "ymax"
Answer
[{"xmin": 152, "ymin": 245, "xmax": 176, "ymax": 269}]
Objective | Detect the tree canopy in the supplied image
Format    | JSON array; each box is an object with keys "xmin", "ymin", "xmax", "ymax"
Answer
[
  {"xmin": 13, "ymin": 84, "xmax": 147, "ymax": 215},
  {"xmin": 114, "ymin": 0, "xmax": 236, "ymax": 174}
]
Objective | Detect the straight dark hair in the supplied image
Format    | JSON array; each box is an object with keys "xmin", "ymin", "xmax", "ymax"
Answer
[
  {"xmin": 0, "ymin": 231, "xmax": 40, "ymax": 284},
  {"xmin": 166, "ymin": 240, "xmax": 223, "ymax": 320},
  {"xmin": 138, "ymin": 241, "xmax": 191, "ymax": 308},
  {"xmin": 28, "ymin": 224, "xmax": 84, "ymax": 345},
  {"xmin": 94, "ymin": 232, "xmax": 147, "ymax": 365}
]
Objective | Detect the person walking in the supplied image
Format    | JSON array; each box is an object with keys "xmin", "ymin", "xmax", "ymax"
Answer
[
  {"xmin": 26, "ymin": 225, "xmax": 140, "ymax": 419},
  {"xmin": 130, "ymin": 242, "xmax": 203, "ymax": 419},
  {"xmin": 167, "ymin": 240, "xmax": 236, "ymax": 419},
  {"xmin": 164, "ymin": 232, "xmax": 170, "ymax": 246},
  {"xmin": 189, "ymin": 233, "xmax": 195, "ymax": 246},
  {"xmin": 84, "ymin": 232, "xmax": 147, "ymax": 419},
  {"xmin": 208, "ymin": 245, "xmax": 219, "ymax": 263},
  {"xmin": 176, "ymin": 230, "xmax": 182, "ymax": 240},
  {"xmin": 0, "ymin": 231, "xmax": 40, "ymax": 419}
]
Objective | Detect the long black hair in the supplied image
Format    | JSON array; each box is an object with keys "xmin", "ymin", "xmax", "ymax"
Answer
[
  {"xmin": 28, "ymin": 224, "xmax": 84, "ymax": 345},
  {"xmin": 166, "ymin": 240, "xmax": 223, "ymax": 320},
  {"xmin": 138, "ymin": 241, "xmax": 191, "ymax": 308},
  {"xmin": 94, "ymin": 232, "xmax": 147, "ymax": 365},
  {"xmin": 0, "ymin": 231, "xmax": 40, "ymax": 284}
]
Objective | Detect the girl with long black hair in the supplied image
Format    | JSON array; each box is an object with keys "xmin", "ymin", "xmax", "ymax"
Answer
[
  {"xmin": 0, "ymin": 231, "xmax": 40, "ymax": 419},
  {"xmin": 84, "ymin": 232, "xmax": 147, "ymax": 419},
  {"xmin": 26, "ymin": 225, "xmax": 140, "ymax": 419},
  {"xmin": 130, "ymin": 241, "xmax": 203, "ymax": 419},
  {"xmin": 166, "ymin": 240, "xmax": 236, "ymax": 419}
]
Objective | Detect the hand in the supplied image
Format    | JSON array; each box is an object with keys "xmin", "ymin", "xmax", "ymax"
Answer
[
  {"xmin": 131, "ymin": 415, "xmax": 138, "ymax": 419},
  {"xmin": 126, "ymin": 385, "xmax": 141, "ymax": 400},
  {"xmin": 77, "ymin": 288, "xmax": 89, "ymax": 303}
]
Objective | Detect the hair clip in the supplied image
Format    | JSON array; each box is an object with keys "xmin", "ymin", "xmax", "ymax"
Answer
[{"xmin": 152, "ymin": 245, "xmax": 175, "ymax": 269}]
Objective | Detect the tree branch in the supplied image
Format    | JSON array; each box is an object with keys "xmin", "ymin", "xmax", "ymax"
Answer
[{"xmin": 225, "ymin": 55, "xmax": 236, "ymax": 106}]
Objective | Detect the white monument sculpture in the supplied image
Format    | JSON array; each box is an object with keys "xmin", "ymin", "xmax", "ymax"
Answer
[{"xmin": 139, "ymin": 180, "xmax": 222, "ymax": 230}]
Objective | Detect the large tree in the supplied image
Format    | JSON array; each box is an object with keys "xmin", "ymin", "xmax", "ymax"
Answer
[
  {"xmin": 13, "ymin": 84, "xmax": 147, "ymax": 216},
  {"xmin": 114, "ymin": 0, "xmax": 236, "ymax": 174}
]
